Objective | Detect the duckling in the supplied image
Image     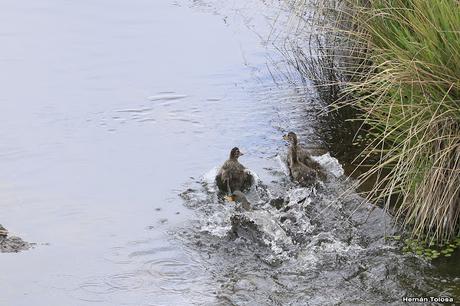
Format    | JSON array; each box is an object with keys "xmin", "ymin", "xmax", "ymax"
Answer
[
  {"xmin": 283, "ymin": 132, "xmax": 326, "ymax": 180},
  {"xmin": 225, "ymin": 190, "xmax": 252, "ymax": 211},
  {"xmin": 289, "ymin": 142, "xmax": 317, "ymax": 186},
  {"xmin": 216, "ymin": 147, "xmax": 253, "ymax": 194}
]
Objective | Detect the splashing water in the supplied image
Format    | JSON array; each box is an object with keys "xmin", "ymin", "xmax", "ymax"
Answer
[{"xmin": 178, "ymin": 151, "xmax": 443, "ymax": 305}]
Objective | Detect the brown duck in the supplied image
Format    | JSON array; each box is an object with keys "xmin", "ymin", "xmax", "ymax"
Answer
[
  {"xmin": 283, "ymin": 132, "xmax": 326, "ymax": 180},
  {"xmin": 216, "ymin": 147, "xmax": 253, "ymax": 194},
  {"xmin": 288, "ymin": 142, "xmax": 317, "ymax": 186}
]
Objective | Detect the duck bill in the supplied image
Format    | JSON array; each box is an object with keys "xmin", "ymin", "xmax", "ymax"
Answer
[
  {"xmin": 224, "ymin": 195, "xmax": 235, "ymax": 202},
  {"xmin": 282, "ymin": 134, "xmax": 289, "ymax": 141}
]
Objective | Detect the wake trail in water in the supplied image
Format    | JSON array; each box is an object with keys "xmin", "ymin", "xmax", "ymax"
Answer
[{"xmin": 177, "ymin": 153, "xmax": 438, "ymax": 305}]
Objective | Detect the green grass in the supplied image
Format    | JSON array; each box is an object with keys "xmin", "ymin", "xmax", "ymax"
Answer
[
  {"xmin": 289, "ymin": 0, "xmax": 460, "ymax": 245},
  {"xmin": 343, "ymin": 0, "xmax": 460, "ymax": 245}
]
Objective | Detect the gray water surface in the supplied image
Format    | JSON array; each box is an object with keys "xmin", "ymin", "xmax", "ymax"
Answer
[
  {"xmin": 0, "ymin": 0, "xmax": 458, "ymax": 305},
  {"xmin": 0, "ymin": 0, "xmax": 272, "ymax": 304}
]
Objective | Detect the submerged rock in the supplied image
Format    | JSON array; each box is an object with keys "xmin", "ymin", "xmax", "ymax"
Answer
[
  {"xmin": 0, "ymin": 224, "xmax": 7, "ymax": 238},
  {"xmin": 0, "ymin": 224, "xmax": 31, "ymax": 253}
]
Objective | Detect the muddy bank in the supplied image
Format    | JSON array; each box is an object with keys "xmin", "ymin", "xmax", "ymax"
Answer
[{"xmin": 0, "ymin": 224, "xmax": 31, "ymax": 253}]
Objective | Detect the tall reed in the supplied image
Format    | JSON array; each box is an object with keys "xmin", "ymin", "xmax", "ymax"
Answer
[{"xmin": 289, "ymin": 0, "xmax": 460, "ymax": 244}]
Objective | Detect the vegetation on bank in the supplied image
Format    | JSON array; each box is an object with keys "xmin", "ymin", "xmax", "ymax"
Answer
[{"xmin": 288, "ymin": 0, "xmax": 460, "ymax": 246}]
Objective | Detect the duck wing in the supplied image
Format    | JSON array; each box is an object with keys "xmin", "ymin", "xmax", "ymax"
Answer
[
  {"xmin": 216, "ymin": 166, "xmax": 231, "ymax": 192},
  {"xmin": 297, "ymin": 147, "xmax": 313, "ymax": 165},
  {"xmin": 242, "ymin": 169, "xmax": 254, "ymax": 190},
  {"xmin": 296, "ymin": 147, "xmax": 327, "ymax": 180},
  {"xmin": 291, "ymin": 163, "xmax": 317, "ymax": 187},
  {"xmin": 216, "ymin": 160, "xmax": 253, "ymax": 193}
]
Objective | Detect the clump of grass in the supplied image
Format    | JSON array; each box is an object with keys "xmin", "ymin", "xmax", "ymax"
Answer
[
  {"xmin": 287, "ymin": 0, "xmax": 460, "ymax": 245},
  {"xmin": 344, "ymin": 0, "xmax": 460, "ymax": 245}
]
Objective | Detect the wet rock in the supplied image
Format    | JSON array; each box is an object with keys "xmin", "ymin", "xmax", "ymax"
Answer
[
  {"xmin": 0, "ymin": 224, "xmax": 31, "ymax": 253},
  {"xmin": 0, "ymin": 224, "xmax": 7, "ymax": 237}
]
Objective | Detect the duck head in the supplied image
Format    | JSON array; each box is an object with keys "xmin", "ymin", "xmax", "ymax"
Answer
[
  {"xmin": 229, "ymin": 147, "xmax": 244, "ymax": 160},
  {"xmin": 283, "ymin": 132, "xmax": 298, "ymax": 145}
]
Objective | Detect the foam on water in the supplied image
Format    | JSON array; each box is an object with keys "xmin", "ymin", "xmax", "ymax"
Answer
[
  {"xmin": 182, "ymin": 166, "xmax": 318, "ymax": 262},
  {"xmin": 199, "ymin": 203, "xmax": 234, "ymax": 238},
  {"xmin": 276, "ymin": 150, "xmax": 344, "ymax": 179},
  {"xmin": 311, "ymin": 153, "xmax": 344, "ymax": 178},
  {"xmin": 240, "ymin": 210, "xmax": 293, "ymax": 254},
  {"xmin": 200, "ymin": 166, "xmax": 222, "ymax": 195},
  {"xmin": 275, "ymin": 154, "xmax": 290, "ymax": 176}
]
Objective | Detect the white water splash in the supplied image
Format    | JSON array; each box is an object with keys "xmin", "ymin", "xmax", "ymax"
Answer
[
  {"xmin": 201, "ymin": 167, "xmax": 219, "ymax": 193},
  {"xmin": 311, "ymin": 153, "xmax": 344, "ymax": 178},
  {"xmin": 245, "ymin": 210, "xmax": 293, "ymax": 252},
  {"xmin": 275, "ymin": 154, "xmax": 290, "ymax": 176},
  {"xmin": 277, "ymin": 152, "xmax": 344, "ymax": 178},
  {"xmin": 287, "ymin": 187, "xmax": 314, "ymax": 204},
  {"xmin": 200, "ymin": 204, "xmax": 234, "ymax": 238}
]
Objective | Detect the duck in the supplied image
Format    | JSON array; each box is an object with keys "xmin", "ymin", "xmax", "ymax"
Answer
[
  {"xmin": 283, "ymin": 132, "xmax": 326, "ymax": 180},
  {"xmin": 287, "ymin": 140, "xmax": 317, "ymax": 186},
  {"xmin": 216, "ymin": 147, "xmax": 253, "ymax": 194}
]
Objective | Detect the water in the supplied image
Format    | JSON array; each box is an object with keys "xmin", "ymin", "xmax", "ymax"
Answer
[{"xmin": 0, "ymin": 0, "xmax": 458, "ymax": 305}]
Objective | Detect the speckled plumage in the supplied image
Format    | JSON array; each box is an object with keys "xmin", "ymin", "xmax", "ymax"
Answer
[
  {"xmin": 216, "ymin": 147, "xmax": 253, "ymax": 194},
  {"xmin": 289, "ymin": 145, "xmax": 317, "ymax": 186},
  {"xmin": 284, "ymin": 132, "xmax": 326, "ymax": 181}
]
